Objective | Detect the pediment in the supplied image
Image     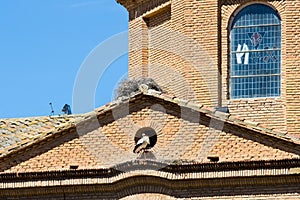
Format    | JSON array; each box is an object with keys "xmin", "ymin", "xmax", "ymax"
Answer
[{"xmin": 1, "ymin": 92, "xmax": 300, "ymax": 173}]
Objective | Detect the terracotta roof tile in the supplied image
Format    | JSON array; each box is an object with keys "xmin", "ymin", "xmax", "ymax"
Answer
[{"xmin": 0, "ymin": 115, "xmax": 86, "ymax": 156}]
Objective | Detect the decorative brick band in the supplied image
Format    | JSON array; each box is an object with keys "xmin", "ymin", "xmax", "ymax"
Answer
[
  {"xmin": 1, "ymin": 174, "xmax": 300, "ymax": 198},
  {"xmin": 0, "ymin": 159, "xmax": 299, "ymax": 187}
]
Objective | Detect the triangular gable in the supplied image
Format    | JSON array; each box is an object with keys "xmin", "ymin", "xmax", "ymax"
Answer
[{"xmin": 1, "ymin": 91, "xmax": 300, "ymax": 173}]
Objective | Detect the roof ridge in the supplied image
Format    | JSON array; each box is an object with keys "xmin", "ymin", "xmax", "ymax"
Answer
[
  {"xmin": 1, "ymin": 90, "xmax": 300, "ymax": 161},
  {"xmin": 0, "ymin": 113, "xmax": 86, "ymax": 121}
]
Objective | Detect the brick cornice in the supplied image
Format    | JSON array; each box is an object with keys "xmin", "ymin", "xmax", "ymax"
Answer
[
  {"xmin": 1, "ymin": 173, "xmax": 300, "ymax": 198},
  {"xmin": 1, "ymin": 159, "xmax": 300, "ymax": 182}
]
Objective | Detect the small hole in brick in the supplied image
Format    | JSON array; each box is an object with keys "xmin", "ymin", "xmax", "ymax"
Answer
[
  {"xmin": 207, "ymin": 156, "xmax": 219, "ymax": 162},
  {"xmin": 70, "ymin": 165, "xmax": 79, "ymax": 170}
]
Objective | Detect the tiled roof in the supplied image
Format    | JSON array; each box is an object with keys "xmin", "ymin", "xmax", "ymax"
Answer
[
  {"xmin": 0, "ymin": 114, "xmax": 87, "ymax": 156},
  {"xmin": 1, "ymin": 89, "xmax": 300, "ymax": 160}
]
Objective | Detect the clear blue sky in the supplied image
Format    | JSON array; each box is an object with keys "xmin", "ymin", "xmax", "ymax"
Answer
[{"xmin": 0, "ymin": 0, "xmax": 129, "ymax": 118}]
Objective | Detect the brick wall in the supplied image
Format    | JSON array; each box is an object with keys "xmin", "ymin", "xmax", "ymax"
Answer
[
  {"xmin": 2, "ymin": 182, "xmax": 300, "ymax": 199},
  {"xmin": 2, "ymin": 97, "xmax": 298, "ymax": 172},
  {"xmin": 3, "ymin": 138, "xmax": 99, "ymax": 173},
  {"xmin": 221, "ymin": 0, "xmax": 288, "ymax": 133},
  {"xmin": 228, "ymin": 98, "xmax": 287, "ymax": 132},
  {"xmin": 120, "ymin": 0, "xmax": 300, "ymax": 136},
  {"xmin": 285, "ymin": 0, "xmax": 300, "ymax": 135},
  {"xmin": 220, "ymin": 0, "xmax": 300, "ymax": 135},
  {"xmin": 15, "ymin": 192, "xmax": 298, "ymax": 200},
  {"xmin": 2, "ymin": 0, "xmax": 300, "ymax": 198},
  {"xmin": 127, "ymin": 0, "xmax": 219, "ymax": 106},
  {"xmin": 1, "ymin": 92, "xmax": 300, "ymax": 199},
  {"xmin": 128, "ymin": 17, "xmax": 148, "ymax": 78},
  {"xmin": 122, "ymin": 193, "xmax": 300, "ymax": 200}
]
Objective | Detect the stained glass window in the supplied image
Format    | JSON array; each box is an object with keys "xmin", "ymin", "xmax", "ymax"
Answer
[{"xmin": 230, "ymin": 4, "xmax": 281, "ymax": 99}]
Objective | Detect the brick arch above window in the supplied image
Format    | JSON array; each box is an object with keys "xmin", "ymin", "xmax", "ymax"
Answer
[{"xmin": 229, "ymin": 3, "xmax": 281, "ymax": 99}]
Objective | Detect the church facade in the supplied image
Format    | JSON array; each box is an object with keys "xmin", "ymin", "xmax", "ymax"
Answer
[
  {"xmin": 1, "ymin": 0, "xmax": 300, "ymax": 199},
  {"xmin": 118, "ymin": 0, "xmax": 300, "ymax": 136}
]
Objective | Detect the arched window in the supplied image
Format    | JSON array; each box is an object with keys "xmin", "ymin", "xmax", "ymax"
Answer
[{"xmin": 230, "ymin": 4, "xmax": 281, "ymax": 99}]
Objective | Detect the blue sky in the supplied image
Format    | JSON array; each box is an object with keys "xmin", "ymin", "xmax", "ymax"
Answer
[{"xmin": 0, "ymin": 0, "xmax": 128, "ymax": 118}]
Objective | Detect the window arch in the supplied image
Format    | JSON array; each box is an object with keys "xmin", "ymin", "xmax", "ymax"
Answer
[{"xmin": 230, "ymin": 4, "xmax": 281, "ymax": 99}]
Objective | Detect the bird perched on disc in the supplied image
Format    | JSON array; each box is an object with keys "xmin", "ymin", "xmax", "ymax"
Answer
[{"xmin": 133, "ymin": 133, "xmax": 150, "ymax": 153}]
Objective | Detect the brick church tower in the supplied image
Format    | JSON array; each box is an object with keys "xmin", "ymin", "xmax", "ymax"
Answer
[
  {"xmin": 117, "ymin": 0, "xmax": 300, "ymax": 137},
  {"xmin": 1, "ymin": 1, "xmax": 300, "ymax": 199}
]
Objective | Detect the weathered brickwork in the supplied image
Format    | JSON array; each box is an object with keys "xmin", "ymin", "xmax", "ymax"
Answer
[
  {"xmin": 122, "ymin": 194, "xmax": 176, "ymax": 200},
  {"xmin": 3, "ymin": 98, "xmax": 298, "ymax": 172},
  {"xmin": 221, "ymin": 1, "xmax": 288, "ymax": 133},
  {"xmin": 285, "ymin": 1, "xmax": 300, "ymax": 135},
  {"xmin": 127, "ymin": 0, "xmax": 219, "ymax": 106},
  {"xmin": 1, "ymin": 183, "xmax": 300, "ymax": 199},
  {"xmin": 128, "ymin": 17, "xmax": 148, "ymax": 78},
  {"xmin": 228, "ymin": 98, "xmax": 287, "ymax": 132},
  {"xmin": 120, "ymin": 0, "xmax": 300, "ymax": 136},
  {"xmin": 4, "ymin": 138, "xmax": 99, "ymax": 173},
  {"xmin": 2, "ymin": 0, "xmax": 300, "ymax": 199},
  {"xmin": 122, "ymin": 193, "xmax": 300, "ymax": 200}
]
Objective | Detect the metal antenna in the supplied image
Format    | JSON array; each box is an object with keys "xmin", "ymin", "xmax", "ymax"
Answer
[{"xmin": 49, "ymin": 102, "xmax": 54, "ymax": 116}]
